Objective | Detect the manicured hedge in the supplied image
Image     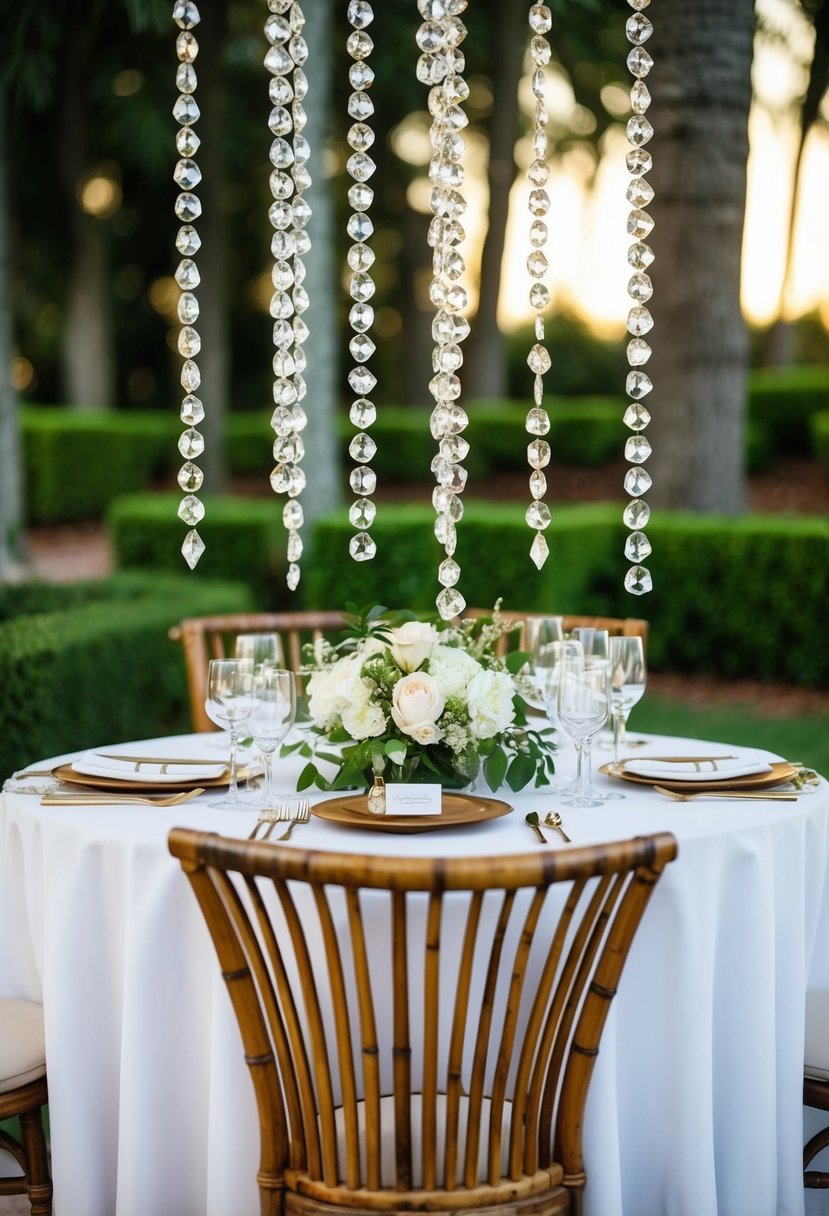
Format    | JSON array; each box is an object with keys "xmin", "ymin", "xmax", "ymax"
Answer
[
  {"xmin": 0, "ymin": 573, "xmax": 253, "ymax": 780},
  {"xmin": 811, "ymin": 410, "xmax": 829, "ymax": 479},
  {"xmin": 748, "ymin": 366, "xmax": 829, "ymax": 452}
]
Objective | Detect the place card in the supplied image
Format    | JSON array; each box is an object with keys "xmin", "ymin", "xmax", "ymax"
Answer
[{"xmin": 385, "ymin": 783, "xmax": 442, "ymax": 816}]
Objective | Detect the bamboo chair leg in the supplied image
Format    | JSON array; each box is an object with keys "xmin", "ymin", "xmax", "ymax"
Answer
[{"xmin": 19, "ymin": 1108, "xmax": 52, "ymax": 1216}]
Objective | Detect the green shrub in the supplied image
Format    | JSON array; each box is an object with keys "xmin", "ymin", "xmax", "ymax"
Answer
[
  {"xmin": 22, "ymin": 407, "xmax": 176, "ymax": 524},
  {"xmin": 811, "ymin": 410, "xmax": 829, "ymax": 478},
  {"xmin": 748, "ymin": 366, "xmax": 829, "ymax": 452},
  {"xmin": 745, "ymin": 419, "xmax": 775, "ymax": 474},
  {"xmin": 0, "ymin": 573, "xmax": 253, "ymax": 780},
  {"xmin": 505, "ymin": 317, "xmax": 624, "ymax": 398},
  {"xmin": 227, "ymin": 411, "xmax": 273, "ymax": 475},
  {"xmin": 108, "ymin": 493, "xmax": 289, "ymax": 607}
]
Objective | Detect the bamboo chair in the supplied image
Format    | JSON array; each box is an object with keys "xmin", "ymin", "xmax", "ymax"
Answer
[
  {"xmin": 804, "ymin": 989, "xmax": 829, "ymax": 1186},
  {"xmin": 169, "ymin": 611, "xmax": 346, "ymax": 732},
  {"xmin": 467, "ymin": 609, "xmax": 649, "ymax": 657},
  {"xmin": 0, "ymin": 999, "xmax": 52, "ymax": 1215},
  {"xmin": 168, "ymin": 828, "xmax": 677, "ymax": 1216}
]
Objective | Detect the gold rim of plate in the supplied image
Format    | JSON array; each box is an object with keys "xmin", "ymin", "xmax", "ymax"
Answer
[
  {"xmin": 599, "ymin": 760, "xmax": 798, "ymax": 793},
  {"xmin": 51, "ymin": 762, "xmax": 238, "ymax": 792},
  {"xmin": 311, "ymin": 792, "xmax": 512, "ymax": 834}
]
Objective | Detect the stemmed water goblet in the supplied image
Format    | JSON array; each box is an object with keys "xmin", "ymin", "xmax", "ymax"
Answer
[
  {"xmin": 204, "ymin": 658, "xmax": 257, "ymax": 809},
  {"xmin": 248, "ymin": 667, "xmax": 297, "ymax": 815},
  {"xmin": 609, "ymin": 635, "xmax": 647, "ymax": 765},
  {"xmin": 532, "ymin": 637, "xmax": 582, "ymax": 792},
  {"xmin": 556, "ymin": 657, "xmax": 612, "ymax": 808},
  {"xmin": 234, "ymin": 632, "xmax": 285, "ymax": 674}
]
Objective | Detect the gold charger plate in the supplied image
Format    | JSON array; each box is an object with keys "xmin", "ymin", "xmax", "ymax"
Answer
[
  {"xmin": 51, "ymin": 762, "xmax": 241, "ymax": 793},
  {"xmin": 599, "ymin": 760, "xmax": 797, "ymax": 793},
  {"xmin": 312, "ymin": 792, "xmax": 512, "ymax": 834}
]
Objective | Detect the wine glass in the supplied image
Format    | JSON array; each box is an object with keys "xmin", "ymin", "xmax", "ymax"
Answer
[
  {"xmin": 533, "ymin": 637, "xmax": 583, "ymax": 728},
  {"xmin": 609, "ymin": 636, "xmax": 647, "ymax": 765},
  {"xmin": 234, "ymin": 632, "xmax": 285, "ymax": 674},
  {"xmin": 521, "ymin": 617, "xmax": 566, "ymax": 710},
  {"xmin": 205, "ymin": 658, "xmax": 257, "ymax": 808},
  {"xmin": 248, "ymin": 667, "xmax": 296, "ymax": 814},
  {"xmin": 569, "ymin": 627, "xmax": 609, "ymax": 660},
  {"xmin": 556, "ymin": 658, "xmax": 611, "ymax": 808}
]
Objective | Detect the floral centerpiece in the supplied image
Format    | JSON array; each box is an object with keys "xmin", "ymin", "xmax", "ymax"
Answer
[{"xmin": 288, "ymin": 603, "xmax": 555, "ymax": 794}]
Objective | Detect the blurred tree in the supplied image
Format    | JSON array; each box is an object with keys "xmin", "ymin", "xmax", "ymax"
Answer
[{"xmin": 0, "ymin": 96, "xmax": 25, "ymax": 578}]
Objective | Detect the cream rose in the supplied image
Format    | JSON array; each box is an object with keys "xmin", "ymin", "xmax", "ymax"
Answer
[
  {"xmin": 389, "ymin": 621, "xmax": 437, "ymax": 672},
  {"xmin": 306, "ymin": 654, "xmax": 362, "ymax": 728},
  {"xmin": 466, "ymin": 669, "xmax": 516, "ymax": 740},
  {"xmin": 391, "ymin": 672, "xmax": 445, "ymax": 741}
]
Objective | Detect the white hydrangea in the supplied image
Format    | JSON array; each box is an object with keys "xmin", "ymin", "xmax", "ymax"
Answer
[
  {"xmin": 306, "ymin": 654, "xmax": 362, "ymax": 729},
  {"xmin": 341, "ymin": 699, "xmax": 387, "ymax": 740},
  {"xmin": 428, "ymin": 643, "xmax": 482, "ymax": 700},
  {"xmin": 466, "ymin": 668, "xmax": 516, "ymax": 740}
]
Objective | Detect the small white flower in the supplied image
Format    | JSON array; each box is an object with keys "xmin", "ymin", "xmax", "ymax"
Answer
[
  {"xmin": 342, "ymin": 700, "xmax": 387, "ymax": 740},
  {"xmin": 389, "ymin": 621, "xmax": 437, "ymax": 672},
  {"xmin": 408, "ymin": 722, "xmax": 442, "ymax": 745},
  {"xmin": 466, "ymin": 669, "xmax": 515, "ymax": 740},
  {"xmin": 307, "ymin": 654, "xmax": 362, "ymax": 728},
  {"xmin": 427, "ymin": 643, "xmax": 481, "ymax": 699}
]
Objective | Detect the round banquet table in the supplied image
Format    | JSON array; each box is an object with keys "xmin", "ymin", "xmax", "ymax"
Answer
[{"xmin": 1, "ymin": 731, "xmax": 828, "ymax": 1216}]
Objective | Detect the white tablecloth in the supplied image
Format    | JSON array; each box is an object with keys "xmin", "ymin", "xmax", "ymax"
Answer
[{"xmin": 2, "ymin": 732, "xmax": 828, "ymax": 1216}]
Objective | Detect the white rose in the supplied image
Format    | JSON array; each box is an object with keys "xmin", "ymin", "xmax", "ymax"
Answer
[
  {"xmin": 391, "ymin": 672, "xmax": 445, "ymax": 741},
  {"xmin": 389, "ymin": 621, "xmax": 437, "ymax": 672},
  {"xmin": 427, "ymin": 643, "xmax": 482, "ymax": 700},
  {"xmin": 341, "ymin": 700, "xmax": 387, "ymax": 740},
  {"xmin": 466, "ymin": 669, "xmax": 516, "ymax": 740},
  {"xmin": 306, "ymin": 654, "xmax": 361, "ymax": 728}
]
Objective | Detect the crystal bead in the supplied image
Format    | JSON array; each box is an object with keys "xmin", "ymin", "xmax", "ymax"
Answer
[
  {"xmin": 434, "ymin": 514, "xmax": 457, "ymax": 554},
  {"xmin": 270, "ymin": 463, "xmax": 307, "ymax": 497},
  {"xmin": 529, "ymin": 469, "xmax": 547, "ymax": 499},
  {"xmin": 271, "ymin": 230, "xmax": 296, "ymax": 259},
  {"xmin": 269, "ymin": 76, "xmax": 294, "ymax": 106},
  {"xmin": 531, "ymin": 68, "xmax": 546, "ymax": 99},
  {"xmin": 180, "ymin": 394, "xmax": 204, "ymax": 425},
  {"xmin": 628, "ymin": 241, "xmax": 655, "ymax": 269},
  {"xmin": 295, "ymin": 229, "xmax": 311, "ymax": 255},
  {"xmin": 271, "ymin": 407, "xmax": 294, "ymax": 437},
  {"xmin": 623, "ymin": 404, "xmax": 651, "ymax": 435},
  {"xmin": 624, "ymin": 467, "xmax": 652, "ymax": 496},
  {"xmin": 432, "ymin": 311, "xmax": 470, "ymax": 343},
  {"xmin": 287, "ymin": 564, "xmax": 301, "ymax": 591},
  {"xmin": 528, "ymin": 158, "xmax": 550, "ymax": 187},
  {"xmin": 441, "ymin": 250, "xmax": 465, "ymax": 280},
  {"xmin": 348, "ymin": 532, "xmax": 376, "ymax": 562},
  {"xmin": 628, "ymin": 0, "xmax": 651, "ymax": 9},
  {"xmin": 265, "ymin": 45, "xmax": 293, "ymax": 75},
  {"xmin": 294, "ymin": 376, "xmax": 307, "ymax": 403},
  {"xmin": 349, "ymin": 61, "xmax": 375, "ymax": 90},
  {"xmin": 418, "ymin": 0, "xmax": 446, "ymax": 17},
  {"xmin": 625, "ymin": 435, "xmax": 652, "ymax": 464},
  {"xmin": 432, "ymin": 487, "xmax": 464, "ymax": 520},
  {"xmin": 348, "ymin": 122, "xmax": 375, "ymax": 153},
  {"xmin": 286, "ymin": 530, "xmax": 303, "ymax": 562},
  {"xmin": 272, "ymin": 378, "xmax": 298, "ymax": 408},
  {"xmin": 430, "ymin": 404, "xmax": 468, "ymax": 438},
  {"xmin": 530, "ymin": 283, "xmax": 550, "ymax": 311},
  {"xmin": 181, "ymin": 529, "xmax": 205, "ymax": 569},
  {"xmin": 292, "ymin": 101, "xmax": 307, "ymax": 132},
  {"xmin": 434, "ymin": 345, "xmax": 463, "ymax": 374},
  {"xmin": 176, "ymin": 63, "xmax": 197, "ymax": 94},
  {"xmin": 626, "ymin": 148, "xmax": 653, "ymax": 175},
  {"xmin": 269, "ymin": 291, "xmax": 292, "ymax": 320},
  {"xmin": 178, "ymin": 427, "xmax": 204, "ymax": 460},
  {"xmin": 535, "ymin": 315, "xmax": 545, "ymax": 341},
  {"xmin": 627, "ymin": 116, "xmax": 654, "ymax": 147},
  {"xmin": 438, "ymin": 557, "xmax": 460, "ymax": 587},
  {"xmin": 444, "ymin": 284, "xmax": 468, "ymax": 313},
  {"xmin": 525, "ymin": 501, "xmax": 551, "ymax": 530},
  {"xmin": 177, "ymin": 293, "xmax": 200, "ymax": 324},
  {"xmin": 350, "ymin": 398, "xmax": 376, "ymax": 428},
  {"xmin": 176, "ymin": 31, "xmax": 199, "ymax": 62},
  {"xmin": 174, "ymin": 158, "xmax": 201, "ymax": 190},
  {"xmin": 348, "ymin": 91, "xmax": 374, "ymax": 121},
  {"xmin": 180, "ymin": 360, "xmax": 201, "ymax": 391},
  {"xmin": 176, "ymin": 226, "xmax": 201, "ymax": 257},
  {"xmin": 349, "ymin": 273, "xmax": 376, "ymax": 302},
  {"xmin": 625, "ymin": 531, "xmax": 652, "ymax": 562},
  {"xmin": 529, "ymin": 3, "xmax": 552, "ymax": 33},
  {"xmin": 530, "ymin": 220, "xmax": 548, "ymax": 248},
  {"xmin": 178, "ymin": 494, "xmax": 205, "ymax": 526},
  {"xmin": 437, "ymin": 587, "xmax": 465, "ymax": 621},
  {"xmin": 533, "ymin": 375, "xmax": 545, "ymax": 405},
  {"xmin": 529, "ymin": 532, "xmax": 549, "ymax": 570},
  {"xmin": 625, "ymin": 565, "xmax": 653, "ymax": 595},
  {"xmin": 527, "ymin": 250, "xmax": 548, "ymax": 279},
  {"xmin": 293, "ymin": 316, "xmax": 310, "ymax": 345},
  {"xmin": 429, "ymin": 372, "xmax": 461, "ymax": 402},
  {"xmin": 175, "ymin": 193, "xmax": 201, "ymax": 222},
  {"xmin": 349, "ymin": 432, "xmax": 377, "ymax": 462},
  {"xmin": 432, "ymin": 458, "xmax": 467, "ymax": 493},
  {"xmin": 272, "ymin": 261, "xmax": 295, "ymax": 292},
  {"xmin": 283, "ymin": 499, "xmax": 304, "ymax": 529},
  {"xmin": 417, "ymin": 53, "xmax": 450, "ymax": 85},
  {"xmin": 623, "ymin": 498, "xmax": 651, "ymax": 529},
  {"xmin": 628, "ymin": 272, "xmax": 653, "ymax": 302},
  {"xmin": 173, "ymin": 0, "xmax": 201, "ymax": 29},
  {"xmin": 264, "ymin": 13, "xmax": 291, "ymax": 42},
  {"xmin": 347, "ymin": 30, "xmax": 373, "ymax": 58},
  {"xmin": 293, "ymin": 69, "xmax": 309, "ymax": 101},
  {"xmin": 270, "ymin": 137, "xmax": 294, "ymax": 169},
  {"xmin": 526, "ymin": 407, "xmax": 550, "ymax": 435},
  {"xmin": 531, "ymin": 36, "xmax": 551, "ymax": 66},
  {"xmin": 626, "ymin": 370, "xmax": 653, "ymax": 399},
  {"xmin": 631, "ymin": 80, "xmax": 652, "ymax": 114},
  {"xmin": 273, "ymin": 434, "xmax": 305, "ymax": 464},
  {"xmin": 527, "ymin": 343, "xmax": 551, "ymax": 374},
  {"xmin": 347, "ymin": 212, "xmax": 373, "ymax": 241},
  {"xmin": 349, "ymin": 303, "xmax": 374, "ymax": 332},
  {"xmin": 626, "ymin": 12, "xmax": 653, "ymax": 43},
  {"xmin": 349, "ymin": 333, "xmax": 376, "ymax": 362},
  {"xmin": 288, "ymin": 35, "xmax": 308, "ymax": 65},
  {"xmin": 627, "ymin": 306, "xmax": 654, "ymax": 336},
  {"xmin": 177, "ymin": 461, "xmax": 203, "ymax": 492},
  {"xmin": 349, "ymin": 498, "xmax": 376, "ymax": 528},
  {"xmin": 627, "ymin": 177, "xmax": 654, "ymax": 208},
  {"xmin": 292, "ymin": 198, "xmax": 312, "ymax": 228},
  {"xmin": 532, "ymin": 128, "xmax": 548, "ymax": 158},
  {"xmin": 348, "ymin": 185, "xmax": 374, "ymax": 213},
  {"xmin": 269, "ymin": 170, "xmax": 294, "ymax": 200},
  {"xmin": 293, "ymin": 134, "xmax": 311, "ymax": 164},
  {"xmin": 292, "ymin": 285, "xmax": 310, "ymax": 314},
  {"xmin": 417, "ymin": 21, "xmax": 446, "ymax": 52},
  {"xmin": 269, "ymin": 201, "xmax": 292, "ymax": 230},
  {"xmin": 176, "ymin": 126, "xmax": 200, "ymax": 157},
  {"xmin": 350, "ymin": 465, "xmax": 377, "ymax": 495},
  {"xmin": 626, "ymin": 339, "xmax": 652, "ymax": 368},
  {"xmin": 348, "ymin": 366, "xmax": 376, "ymax": 395},
  {"xmin": 627, "ymin": 47, "xmax": 654, "ymax": 77},
  {"xmin": 527, "ymin": 439, "xmax": 551, "ymax": 469},
  {"xmin": 439, "ymin": 435, "xmax": 469, "ymax": 463},
  {"xmin": 528, "ymin": 189, "xmax": 551, "ymax": 216}
]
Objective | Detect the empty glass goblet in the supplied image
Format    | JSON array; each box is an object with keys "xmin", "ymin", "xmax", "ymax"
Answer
[
  {"xmin": 205, "ymin": 658, "xmax": 256, "ymax": 809},
  {"xmin": 609, "ymin": 635, "xmax": 647, "ymax": 765},
  {"xmin": 556, "ymin": 658, "xmax": 611, "ymax": 808},
  {"xmin": 234, "ymin": 632, "xmax": 285, "ymax": 674},
  {"xmin": 248, "ymin": 667, "xmax": 297, "ymax": 814}
]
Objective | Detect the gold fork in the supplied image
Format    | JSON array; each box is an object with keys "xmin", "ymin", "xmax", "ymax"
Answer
[
  {"xmin": 41, "ymin": 788, "xmax": 206, "ymax": 808},
  {"xmin": 248, "ymin": 807, "xmax": 280, "ymax": 841},
  {"xmin": 653, "ymin": 784, "xmax": 798, "ymax": 803},
  {"xmin": 274, "ymin": 799, "xmax": 311, "ymax": 842}
]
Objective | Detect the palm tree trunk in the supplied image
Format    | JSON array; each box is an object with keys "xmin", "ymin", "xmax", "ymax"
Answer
[{"xmin": 647, "ymin": 0, "xmax": 755, "ymax": 513}]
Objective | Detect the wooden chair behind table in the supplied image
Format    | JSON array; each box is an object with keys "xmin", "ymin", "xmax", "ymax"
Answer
[
  {"xmin": 467, "ymin": 609, "xmax": 649, "ymax": 657},
  {"xmin": 803, "ymin": 990, "xmax": 829, "ymax": 1187},
  {"xmin": 169, "ymin": 611, "xmax": 346, "ymax": 732},
  {"xmin": 168, "ymin": 828, "xmax": 678, "ymax": 1216},
  {"xmin": 0, "ymin": 999, "xmax": 52, "ymax": 1215}
]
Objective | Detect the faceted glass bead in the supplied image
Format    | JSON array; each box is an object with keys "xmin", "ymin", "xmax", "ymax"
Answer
[
  {"xmin": 273, "ymin": 434, "xmax": 305, "ymax": 464},
  {"xmin": 178, "ymin": 494, "xmax": 205, "ymax": 526},
  {"xmin": 531, "ymin": 36, "xmax": 551, "ymax": 66},
  {"xmin": 175, "ymin": 227, "xmax": 200, "ymax": 258},
  {"xmin": 429, "ymin": 372, "xmax": 461, "ymax": 401},
  {"xmin": 291, "ymin": 407, "xmax": 309, "ymax": 434},
  {"xmin": 528, "ymin": 158, "xmax": 550, "ymax": 186},
  {"xmin": 272, "ymin": 260, "xmax": 294, "ymax": 291},
  {"xmin": 348, "ymin": 0, "xmax": 374, "ymax": 28},
  {"xmin": 178, "ymin": 427, "xmax": 204, "ymax": 459},
  {"xmin": 626, "ymin": 370, "xmax": 653, "ymax": 399},
  {"xmin": 626, "ymin": 148, "xmax": 653, "ymax": 175},
  {"xmin": 530, "ymin": 219, "xmax": 548, "ymax": 247},
  {"xmin": 288, "ymin": 4, "xmax": 306, "ymax": 30},
  {"xmin": 525, "ymin": 501, "xmax": 552, "ymax": 530},
  {"xmin": 529, "ymin": 532, "xmax": 549, "ymax": 570},
  {"xmin": 270, "ymin": 137, "xmax": 294, "ymax": 168},
  {"xmin": 530, "ymin": 283, "xmax": 550, "ymax": 310},
  {"xmin": 628, "ymin": 272, "xmax": 653, "ymax": 302},
  {"xmin": 434, "ymin": 343, "xmax": 463, "ymax": 372},
  {"xmin": 271, "ymin": 230, "xmax": 296, "ymax": 259},
  {"xmin": 349, "ymin": 432, "xmax": 377, "ymax": 462},
  {"xmin": 527, "ymin": 343, "xmax": 551, "ymax": 374},
  {"xmin": 292, "ymin": 101, "xmax": 307, "ymax": 132},
  {"xmin": 269, "ymin": 76, "xmax": 294, "ymax": 106},
  {"xmin": 417, "ymin": 53, "xmax": 450, "ymax": 85},
  {"xmin": 526, "ymin": 407, "xmax": 550, "ymax": 435},
  {"xmin": 434, "ymin": 515, "xmax": 457, "ymax": 554},
  {"xmin": 625, "ymin": 565, "xmax": 653, "ymax": 595},
  {"xmin": 272, "ymin": 349, "xmax": 296, "ymax": 377},
  {"xmin": 626, "ymin": 12, "xmax": 653, "ymax": 43},
  {"xmin": 347, "ymin": 30, "xmax": 373, "ymax": 58},
  {"xmin": 624, "ymin": 467, "xmax": 652, "ymax": 496},
  {"xmin": 529, "ymin": 469, "xmax": 547, "ymax": 499},
  {"xmin": 264, "ymin": 13, "xmax": 291, "ymax": 42},
  {"xmin": 175, "ymin": 193, "xmax": 201, "ymax": 222},
  {"xmin": 625, "ymin": 530, "xmax": 652, "ymax": 562},
  {"xmin": 173, "ymin": 94, "xmax": 200, "ymax": 126},
  {"xmin": 627, "ymin": 177, "xmax": 654, "ymax": 208},
  {"xmin": 174, "ymin": 159, "xmax": 201, "ymax": 191},
  {"xmin": 269, "ymin": 170, "xmax": 294, "ymax": 200},
  {"xmin": 176, "ymin": 126, "xmax": 200, "ymax": 157},
  {"xmin": 348, "ymin": 91, "xmax": 374, "ymax": 121},
  {"xmin": 417, "ymin": 21, "xmax": 446, "ymax": 52},
  {"xmin": 176, "ymin": 31, "xmax": 199, "ymax": 62},
  {"xmin": 349, "ymin": 63, "xmax": 375, "ymax": 93},
  {"xmin": 532, "ymin": 68, "xmax": 546, "ymax": 99},
  {"xmin": 439, "ymin": 434, "xmax": 469, "ymax": 462},
  {"xmin": 270, "ymin": 291, "xmax": 292, "ymax": 320},
  {"xmin": 628, "ymin": 0, "xmax": 651, "ymax": 9},
  {"xmin": 631, "ymin": 80, "xmax": 651, "ymax": 114},
  {"xmin": 437, "ymin": 587, "xmax": 465, "ymax": 621},
  {"xmin": 180, "ymin": 360, "xmax": 200, "ymax": 391},
  {"xmin": 288, "ymin": 35, "xmax": 308, "ymax": 65},
  {"xmin": 295, "ymin": 229, "xmax": 312, "ymax": 255},
  {"xmin": 269, "ymin": 201, "xmax": 292, "ymax": 230},
  {"xmin": 438, "ymin": 557, "xmax": 460, "ymax": 588},
  {"xmin": 292, "ymin": 197, "xmax": 312, "ymax": 227},
  {"xmin": 286, "ymin": 564, "xmax": 301, "ymax": 591},
  {"xmin": 348, "ymin": 366, "xmax": 376, "ymax": 395},
  {"xmin": 348, "ymin": 122, "xmax": 375, "ymax": 153},
  {"xmin": 292, "ymin": 286, "xmax": 310, "ymax": 314},
  {"xmin": 271, "ymin": 406, "xmax": 295, "ymax": 437},
  {"xmin": 444, "ymin": 284, "xmax": 468, "ymax": 313},
  {"xmin": 293, "ymin": 69, "xmax": 309, "ymax": 101},
  {"xmin": 628, "ymin": 240, "xmax": 655, "ymax": 269},
  {"xmin": 533, "ymin": 374, "xmax": 545, "ymax": 405},
  {"xmin": 628, "ymin": 307, "xmax": 654, "ymax": 338},
  {"xmin": 173, "ymin": 0, "xmax": 201, "ymax": 28},
  {"xmin": 441, "ymin": 250, "xmax": 465, "ymax": 280},
  {"xmin": 527, "ymin": 439, "xmax": 551, "ymax": 469},
  {"xmin": 349, "ymin": 303, "xmax": 374, "ymax": 332},
  {"xmin": 349, "ymin": 399, "xmax": 376, "ymax": 429},
  {"xmin": 181, "ymin": 529, "xmax": 205, "ymax": 570},
  {"xmin": 625, "ymin": 435, "xmax": 652, "ymax": 464},
  {"xmin": 283, "ymin": 499, "xmax": 304, "ymax": 529},
  {"xmin": 349, "ymin": 333, "xmax": 376, "ymax": 362},
  {"xmin": 350, "ymin": 465, "xmax": 377, "ymax": 495},
  {"xmin": 432, "ymin": 311, "xmax": 470, "ymax": 343},
  {"xmin": 627, "ymin": 116, "xmax": 654, "ymax": 147},
  {"xmin": 177, "ymin": 461, "xmax": 203, "ymax": 492},
  {"xmin": 177, "ymin": 293, "xmax": 200, "ymax": 324},
  {"xmin": 272, "ymin": 378, "xmax": 298, "ymax": 407},
  {"xmin": 293, "ymin": 316, "xmax": 310, "ymax": 344},
  {"xmin": 270, "ymin": 463, "xmax": 307, "ymax": 496},
  {"xmin": 348, "ymin": 184, "xmax": 374, "ymax": 212},
  {"xmin": 349, "ymin": 497, "xmax": 377, "ymax": 528},
  {"xmin": 180, "ymin": 394, "xmax": 204, "ymax": 425},
  {"xmin": 529, "ymin": 189, "xmax": 551, "ymax": 216},
  {"xmin": 626, "ymin": 339, "xmax": 652, "ymax": 367},
  {"xmin": 532, "ymin": 127, "xmax": 548, "ymax": 158},
  {"xmin": 349, "ymin": 532, "xmax": 376, "ymax": 562},
  {"xmin": 293, "ymin": 134, "xmax": 311, "ymax": 164},
  {"xmin": 349, "ymin": 273, "xmax": 376, "ymax": 302},
  {"xmin": 535, "ymin": 315, "xmax": 545, "ymax": 341},
  {"xmin": 432, "ymin": 487, "xmax": 464, "ymax": 520},
  {"xmin": 529, "ymin": 4, "xmax": 552, "ymax": 33},
  {"xmin": 623, "ymin": 497, "xmax": 651, "ymax": 529},
  {"xmin": 176, "ymin": 63, "xmax": 197, "ymax": 94},
  {"xmin": 347, "ymin": 212, "xmax": 373, "ymax": 241},
  {"xmin": 443, "ymin": 15, "xmax": 467, "ymax": 45},
  {"xmin": 286, "ymin": 530, "xmax": 303, "ymax": 562},
  {"xmin": 265, "ymin": 45, "xmax": 293, "ymax": 75},
  {"xmin": 627, "ymin": 47, "xmax": 654, "ymax": 77}
]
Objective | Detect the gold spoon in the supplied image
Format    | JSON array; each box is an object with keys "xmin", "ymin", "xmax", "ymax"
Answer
[
  {"xmin": 544, "ymin": 811, "xmax": 571, "ymax": 842},
  {"xmin": 525, "ymin": 811, "xmax": 547, "ymax": 844},
  {"xmin": 653, "ymin": 785, "xmax": 797, "ymax": 803}
]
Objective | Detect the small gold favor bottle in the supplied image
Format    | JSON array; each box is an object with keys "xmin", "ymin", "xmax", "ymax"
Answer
[{"xmin": 367, "ymin": 775, "xmax": 386, "ymax": 816}]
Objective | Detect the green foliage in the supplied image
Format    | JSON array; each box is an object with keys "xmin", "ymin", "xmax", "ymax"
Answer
[
  {"xmin": 811, "ymin": 410, "xmax": 829, "ymax": 478},
  {"xmin": 108, "ymin": 493, "xmax": 288, "ymax": 607},
  {"xmin": 748, "ymin": 365, "xmax": 829, "ymax": 452},
  {"xmin": 505, "ymin": 318, "xmax": 625, "ymax": 398},
  {"xmin": 0, "ymin": 573, "xmax": 253, "ymax": 780},
  {"xmin": 21, "ymin": 407, "xmax": 175, "ymax": 523}
]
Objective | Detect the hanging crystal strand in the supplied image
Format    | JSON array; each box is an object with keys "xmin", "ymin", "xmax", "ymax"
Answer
[
  {"xmin": 622, "ymin": 0, "xmax": 655, "ymax": 595},
  {"xmin": 524, "ymin": 4, "xmax": 553, "ymax": 571},
  {"xmin": 173, "ymin": 1, "xmax": 206, "ymax": 569},
  {"xmin": 345, "ymin": 0, "xmax": 379, "ymax": 563},
  {"xmin": 266, "ymin": 0, "xmax": 311, "ymax": 593},
  {"xmin": 420, "ymin": 0, "xmax": 471, "ymax": 621}
]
